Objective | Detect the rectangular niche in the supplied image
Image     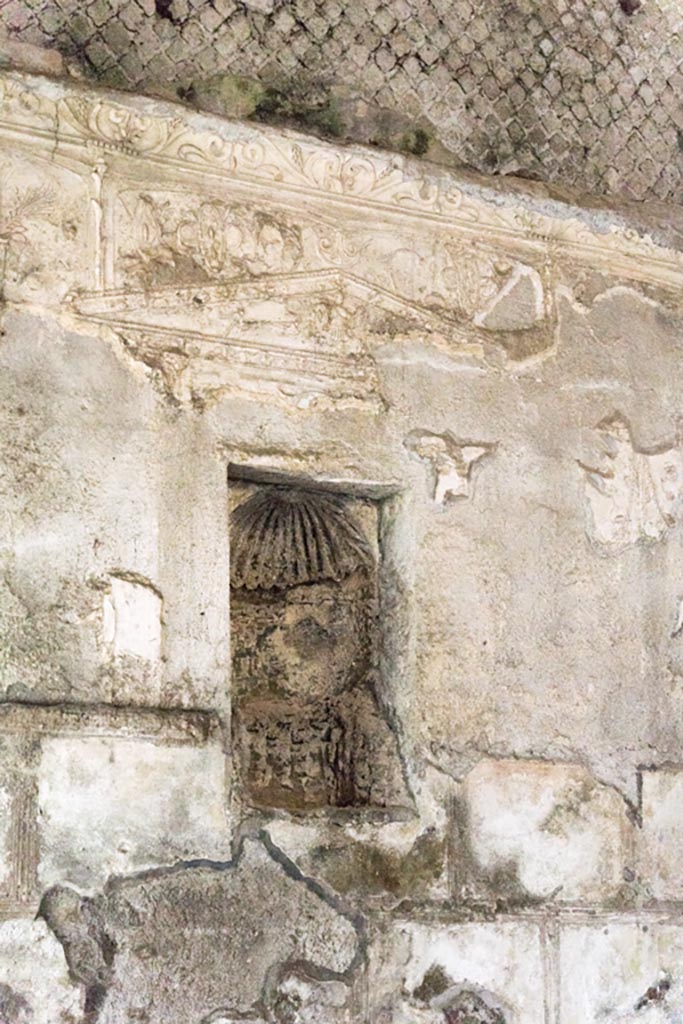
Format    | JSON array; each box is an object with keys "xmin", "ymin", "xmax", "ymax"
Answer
[{"xmin": 228, "ymin": 473, "xmax": 410, "ymax": 816}]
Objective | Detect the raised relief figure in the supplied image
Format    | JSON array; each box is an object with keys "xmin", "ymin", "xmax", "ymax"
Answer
[
  {"xmin": 581, "ymin": 415, "xmax": 683, "ymax": 553},
  {"xmin": 120, "ymin": 192, "xmax": 303, "ymax": 288},
  {"xmin": 230, "ymin": 484, "xmax": 410, "ymax": 814}
]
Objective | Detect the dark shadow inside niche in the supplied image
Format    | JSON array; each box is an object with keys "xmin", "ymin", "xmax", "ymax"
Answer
[{"xmin": 228, "ymin": 473, "xmax": 411, "ymax": 818}]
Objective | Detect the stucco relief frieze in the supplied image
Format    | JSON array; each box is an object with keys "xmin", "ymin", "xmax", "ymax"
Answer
[
  {"xmin": 113, "ymin": 186, "xmax": 530, "ymax": 311},
  {"xmin": 1, "ymin": 73, "xmax": 681, "ymax": 285},
  {"xmin": 2, "ymin": 72, "xmax": 683, "ymax": 406},
  {"xmin": 117, "ymin": 190, "xmax": 307, "ymax": 288},
  {"xmin": 71, "ymin": 271, "xmax": 483, "ymax": 407},
  {"xmin": 83, "ymin": 178, "xmax": 554, "ymax": 402},
  {"xmin": 57, "ymin": 92, "xmax": 465, "ymax": 217},
  {"xmin": 48, "ymin": 88, "xmax": 683, "ymax": 285}
]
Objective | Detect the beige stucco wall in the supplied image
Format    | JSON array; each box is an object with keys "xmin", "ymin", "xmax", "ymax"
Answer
[{"xmin": 3, "ymin": 70, "xmax": 683, "ymax": 1022}]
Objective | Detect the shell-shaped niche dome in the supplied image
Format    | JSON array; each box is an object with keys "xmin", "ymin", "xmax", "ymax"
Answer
[{"xmin": 230, "ymin": 487, "xmax": 374, "ymax": 591}]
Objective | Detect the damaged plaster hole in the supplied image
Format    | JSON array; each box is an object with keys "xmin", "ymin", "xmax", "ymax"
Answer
[
  {"xmin": 634, "ymin": 972, "xmax": 671, "ymax": 1012},
  {"xmin": 229, "ymin": 475, "xmax": 410, "ymax": 815},
  {"xmin": 413, "ymin": 970, "xmax": 509, "ymax": 1024},
  {"xmin": 672, "ymin": 598, "xmax": 683, "ymax": 639},
  {"xmin": 442, "ymin": 989, "xmax": 507, "ymax": 1024},
  {"xmin": 102, "ymin": 574, "xmax": 162, "ymax": 661},
  {"xmin": 154, "ymin": 0, "xmax": 178, "ymax": 22}
]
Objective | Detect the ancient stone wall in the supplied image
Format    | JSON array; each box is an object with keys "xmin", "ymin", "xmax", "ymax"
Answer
[
  {"xmin": 3, "ymin": 0, "xmax": 683, "ymax": 204},
  {"xmin": 3, "ymin": 69, "xmax": 683, "ymax": 1022}
]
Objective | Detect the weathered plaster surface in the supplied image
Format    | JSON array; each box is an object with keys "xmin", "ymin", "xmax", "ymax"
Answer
[{"xmin": 2, "ymin": 70, "xmax": 683, "ymax": 1021}]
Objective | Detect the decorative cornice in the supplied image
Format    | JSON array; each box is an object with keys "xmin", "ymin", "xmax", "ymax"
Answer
[{"xmin": 1, "ymin": 72, "xmax": 682, "ymax": 294}]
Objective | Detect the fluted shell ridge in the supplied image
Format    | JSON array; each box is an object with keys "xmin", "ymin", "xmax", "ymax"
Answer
[{"xmin": 230, "ymin": 487, "xmax": 374, "ymax": 591}]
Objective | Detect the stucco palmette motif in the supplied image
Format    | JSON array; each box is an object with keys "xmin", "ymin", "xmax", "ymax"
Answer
[
  {"xmin": 580, "ymin": 415, "xmax": 683, "ymax": 553},
  {"xmin": 230, "ymin": 487, "xmax": 373, "ymax": 591}
]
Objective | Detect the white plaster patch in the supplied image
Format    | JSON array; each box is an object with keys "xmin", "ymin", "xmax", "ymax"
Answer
[
  {"xmin": 638, "ymin": 769, "xmax": 683, "ymax": 900},
  {"xmin": 559, "ymin": 922, "xmax": 683, "ymax": 1022},
  {"xmin": 103, "ymin": 574, "xmax": 162, "ymax": 660},
  {"xmin": 0, "ymin": 788, "xmax": 13, "ymax": 888},
  {"xmin": 461, "ymin": 759, "xmax": 632, "ymax": 901},
  {"xmin": 580, "ymin": 416, "xmax": 683, "ymax": 553},
  {"xmin": 38, "ymin": 735, "xmax": 230, "ymax": 889},
  {"xmin": 0, "ymin": 918, "xmax": 83, "ymax": 1022},
  {"xmin": 388, "ymin": 921, "xmax": 545, "ymax": 1024}
]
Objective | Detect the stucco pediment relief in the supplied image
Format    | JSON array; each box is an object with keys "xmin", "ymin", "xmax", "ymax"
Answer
[{"xmin": 71, "ymin": 271, "xmax": 491, "ymax": 407}]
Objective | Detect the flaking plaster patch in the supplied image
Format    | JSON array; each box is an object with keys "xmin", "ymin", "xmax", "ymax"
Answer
[{"xmin": 41, "ymin": 835, "xmax": 360, "ymax": 1022}]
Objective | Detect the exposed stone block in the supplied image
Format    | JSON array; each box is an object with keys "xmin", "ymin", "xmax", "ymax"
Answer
[
  {"xmin": 0, "ymin": 34, "xmax": 64, "ymax": 76},
  {"xmin": 37, "ymin": 734, "xmax": 230, "ymax": 888},
  {"xmin": 559, "ymin": 921, "xmax": 683, "ymax": 1022},
  {"xmin": 459, "ymin": 759, "xmax": 632, "ymax": 902},
  {"xmin": 638, "ymin": 768, "xmax": 683, "ymax": 901}
]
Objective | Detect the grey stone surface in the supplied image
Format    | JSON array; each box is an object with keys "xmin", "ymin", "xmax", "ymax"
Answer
[
  {"xmin": 2, "ymin": 0, "xmax": 683, "ymax": 203},
  {"xmin": 40, "ymin": 836, "xmax": 360, "ymax": 1023}
]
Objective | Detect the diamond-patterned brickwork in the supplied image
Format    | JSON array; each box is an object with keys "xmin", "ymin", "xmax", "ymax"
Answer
[{"xmin": 2, "ymin": 0, "xmax": 683, "ymax": 203}]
